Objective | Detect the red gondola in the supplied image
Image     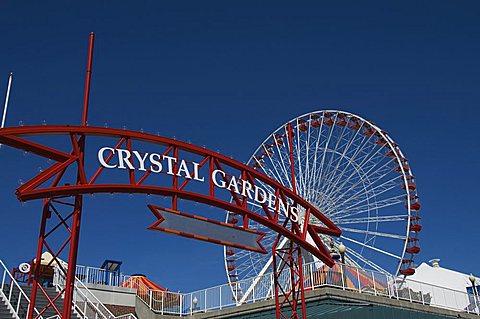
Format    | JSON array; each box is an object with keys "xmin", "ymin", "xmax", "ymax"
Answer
[
  {"xmin": 410, "ymin": 224, "xmax": 422, "ymax": 232},
  {"xmin": 399, "ymin": 268, "xmax": 415, "ymax": 276},
  {"xmin": 298, "ymin": 124, "xmax": 308, "ymax": 132}
]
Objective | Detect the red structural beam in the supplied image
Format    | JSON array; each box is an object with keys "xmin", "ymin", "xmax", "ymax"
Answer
[{"xmin": 0, "ymin": 125, "xmax": 341, "ymax": 265}]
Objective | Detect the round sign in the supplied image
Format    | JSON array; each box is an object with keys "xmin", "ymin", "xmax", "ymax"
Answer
[{"xmin": 18, "ymin": 262, "xmax": 31, "ymax": 274}]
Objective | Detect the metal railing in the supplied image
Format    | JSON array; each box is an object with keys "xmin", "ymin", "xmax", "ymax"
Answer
[
  {"xmin": 136, "ymin": 261, "xmax": 480, "ymax": 316},
  {"xmin": 0, "ymin": 259, "xmax": 41, "ymax": 319},
  {"xmin": 4, "ymin": 258, "xmax": 479, "ymax": 318},
  {"xmin": 54, "ymin": 265, "xmax": 137, "ymax": 319},
  {"xmin": 75, "ymin": 265, "xmax": 131, "ymax": 288}
]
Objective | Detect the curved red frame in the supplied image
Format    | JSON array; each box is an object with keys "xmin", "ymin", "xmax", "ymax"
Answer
[{"xmin": 0, "ymin": 125, "xmax": 341, "ymax": 265}]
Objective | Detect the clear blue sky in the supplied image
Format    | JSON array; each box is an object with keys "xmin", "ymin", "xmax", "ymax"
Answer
[{"xmin": 0, "ymin": 1, "xmax": 479, "ymax": 291}]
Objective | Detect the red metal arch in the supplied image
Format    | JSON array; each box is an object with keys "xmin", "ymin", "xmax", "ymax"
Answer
[
  {"xmin": 0, "ymin": 125, "xmax": 341, "ymax": 264},
  {"xmin": 1, "ymin": 34, "xmax": 334, "ymax": 319}
]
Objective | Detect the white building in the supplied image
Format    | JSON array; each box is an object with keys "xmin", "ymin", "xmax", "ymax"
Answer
[{"xmin": 399, "ymin": 259, "xmax": 479, "ymax": 313}]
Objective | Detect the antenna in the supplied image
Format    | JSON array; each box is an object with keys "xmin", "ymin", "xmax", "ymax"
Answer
[
  {"xmin": 0, "ymin": 72, "xmax": 13, "ymax": 148},
  {"xmin": 1, "ymin": 72, "xmax": 13, "ymax": 129}
]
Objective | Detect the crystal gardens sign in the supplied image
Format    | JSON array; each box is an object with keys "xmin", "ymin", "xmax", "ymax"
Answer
[{"xmin": 98, "ymin": 147, "xmax": 300, "ymax": 223}]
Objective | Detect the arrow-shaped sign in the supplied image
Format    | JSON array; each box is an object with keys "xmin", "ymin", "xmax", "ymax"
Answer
[{"xmin": 147, "ymin": 205, "xmax": 267, "ymax": 254}]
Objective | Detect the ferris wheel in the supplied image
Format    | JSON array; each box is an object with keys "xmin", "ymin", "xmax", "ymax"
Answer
[{"xmin": 224, "ymin": 110, "xmax": 422, "ymax": 295}]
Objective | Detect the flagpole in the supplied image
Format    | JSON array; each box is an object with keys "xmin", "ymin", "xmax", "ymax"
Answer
[{"xmin": 1, "ymin": 72, "xmax": 13, "ymax": 129}]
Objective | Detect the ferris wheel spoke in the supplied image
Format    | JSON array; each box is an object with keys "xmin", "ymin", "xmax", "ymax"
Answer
[
  {"xmin": 314, "ymin": 137, "xmax": 378, "ymax": 205},
  {"xmin": 324, "ymin": 161, "xmax": 399, "ymax": 212},
  {"xmin": 281, "ymin": 126, "xmax": 297, "ymax": 191},
  {"xmin": 316, "ymin": 162, "xmax": 375, "ymax": 214},
  {"xmin": 314, "ymin": 115, "xmax": 338, "ymax": 194},
  {"xmin": 332, "ymin": 195, "xmax": 405, "ymax": 219},
  {"xmin": 317, "ymin": 117, "xmax": 350, "ymax": 196},
  {"xmin": 237, "ymin": 262, "xmax": 260, "ymax": 278},
  {"xmin": 328, "ymin": 180, "xmax": 399, "ymax": 217},
  {"xmin": 302, "ymin": 115, "xmax": 315, "ymax": 200},
  {"xmin": 257, "ymin": 146, "xmax": 287, "ymax": 186},
  {"xmin": 307, "ymin": 121, "xmax": 335, "ymax": 199},
  {"xmin": 335, "ymin": 214, "xmax": 408, "ymax": 225},
  {"xmin": 313, "ymin": 123, "xmax": 362, "ymax": 200},
  {"xmin": 265, "ymin": 167, "xmax": 285, "ymax": 188},
  {"xmin": 334, "ymin": 205, "xmax": 403, "ymax": 222},
  {"xmin": 353, "ymin": 137, "xmax": 388, "ymax": 168},
  {"xmin": 332, "ymin": 174, "xmax": 402, "ymax": 211},
  {"xmin": 297, "ymin": 123, "xmax": 307, "ymax": 197},
  {"xmin": 342, "ymin": 244, "xmax": 390, "ymax": 274},
  {"xmin": 341, "ymin": 235, "xmax": 402, "ymax": 260},
  {"xmin": 340, "ymin": 227, "xmax": 406, "ymax": 240},
  {"xmin": 325, "ymin": 128, "xmax": 372, "ymax": 179},
  {"xmin": 320, "ymin": 146, "xmax": 388, "ymax": 205},
  {"xmin": 267, "ymin": 144, "xmax": 292, "ymax": 190},
  {"xmin": 294, "ymin": 122, "xmax": 305, "ymax": 193},
  {"xmin": 335, "ymin": 196, "xmax": 404, "ymax": 219},
  {"xmin": 264, "ymin": 134, "xmax": 292, "ymax": 190},
  {"xmin": 325, "ymin": 134, "xmax": 388, "ymax": 193},
  {"xmin": 307, "ymin": 117, "xmax": 328, "ymax": 203},
  {"xmin": 259, "ymin": 166, "xmax": 284, "ymax": 191},
  {"xmin": 298, "ymin": 122, "xmax": 312, "ymax": 196}
]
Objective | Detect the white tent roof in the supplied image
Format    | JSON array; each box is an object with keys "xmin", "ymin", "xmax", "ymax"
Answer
[{"xmin": 409, "ymin": 261, "xmax": 475, "ymax": 293}]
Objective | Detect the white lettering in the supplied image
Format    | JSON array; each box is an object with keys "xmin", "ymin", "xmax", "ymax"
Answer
[
  {"xmin": 98, "ymin": 147, "xmax": 117, "ymax": 169},
  {"xmin": 177, "ymin": 159, "xmax": 192, "ymax": 179},
  {"xmin": 227, "ymin": 176, "xmax": 241, "ymax": 195},
  {"xmin": 241, "ymin": 180, "xmax": 254, "ymax": 200},
  {"xmin": 149, "ymin": 153, "xmax": 163, "ymax": 173},
  {"xmin": 267, "ymin": 192, "xmax": 277, "ymax": 210},
  {"xmin": 163, "ymin": 155, "xmax": 177, "ymax": 175},
  {"xmin": 289, "ymin": 206, "xmax": 299, "ymax": 223},
  {"xmin": 212, "ymin": 169, "xmax": 226, "ymax": 188},
  {"xmin": 97, "ymin": 146, "xmax": 302, "ymax": 225},
  {"xmin": 133, "ymin": 151, "xmax": 149, "ymax": 171},
  {"xmin": 192, "ymin": 162, "xmax": 205, "ymax": 182},
  {"xmin": 278, "ymin": 199, "xmax": 290, "ymax": 216},
  {"xmin": 117, "ymin": 149, "xmax": 135, "ymax": 170},
  {"xmin": 254, "ymin": 185, "xmax": 267, "ymax": 204}
]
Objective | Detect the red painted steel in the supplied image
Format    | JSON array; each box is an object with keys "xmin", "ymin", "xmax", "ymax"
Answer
[
  {"xmin": 26, "ymin": 33, "xmax": 95, "ymax": 319},
  {"xmin": 0, "ymin": 34, "xmax": 341, "ymax": 319},
  {"xmin": 272, "ymin": 123, "xmax": 307, "ymax": 319},
  {"xmin": 1, "ymin": 124, "xmax": 340, "ymax": 318},
  {"xmin": 0, "ymin": 125, "xmax": 340, "ymax": 263},
  {"xmin": 82, "ymin": 32, "xmax": 95, "ymax": 126},
  {"xmin": 148, "ymin": 205, "xmax": 267, "ymax": 253}
]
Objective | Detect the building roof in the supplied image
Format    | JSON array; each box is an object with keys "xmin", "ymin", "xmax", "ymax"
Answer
[{"xmin": 409, "ymin": 261, "xmax": 474, "ymax": 292}]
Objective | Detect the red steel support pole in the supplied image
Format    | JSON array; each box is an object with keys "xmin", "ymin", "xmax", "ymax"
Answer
[
  {"xmin": 62, "ymin": 32, "xmax": 95, "ymax": 319},
  {"xmin": 27, "ymin": 200, "xmax": 50, "ymax": 319},
  {"xmin": 82, "ymin": 32, "xmax": 95, "ymax": 126},
  {"xmin": 297, "ymin": 246, "xmax": 307, "ymax": 318},
  {"xmin": 61, "ymin": 197, "xmax": 82, "ymax": 319},
  {"xmin": 272, "ymin": 122, "xmax": 305, "ymax": 319},
  {"xmin": 287, "ymin": 123, "xmax": 296, "ymax": 193},
  {"xmin": 272, "ymin": 236, "xmax": 281, "ymax": 319}
]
